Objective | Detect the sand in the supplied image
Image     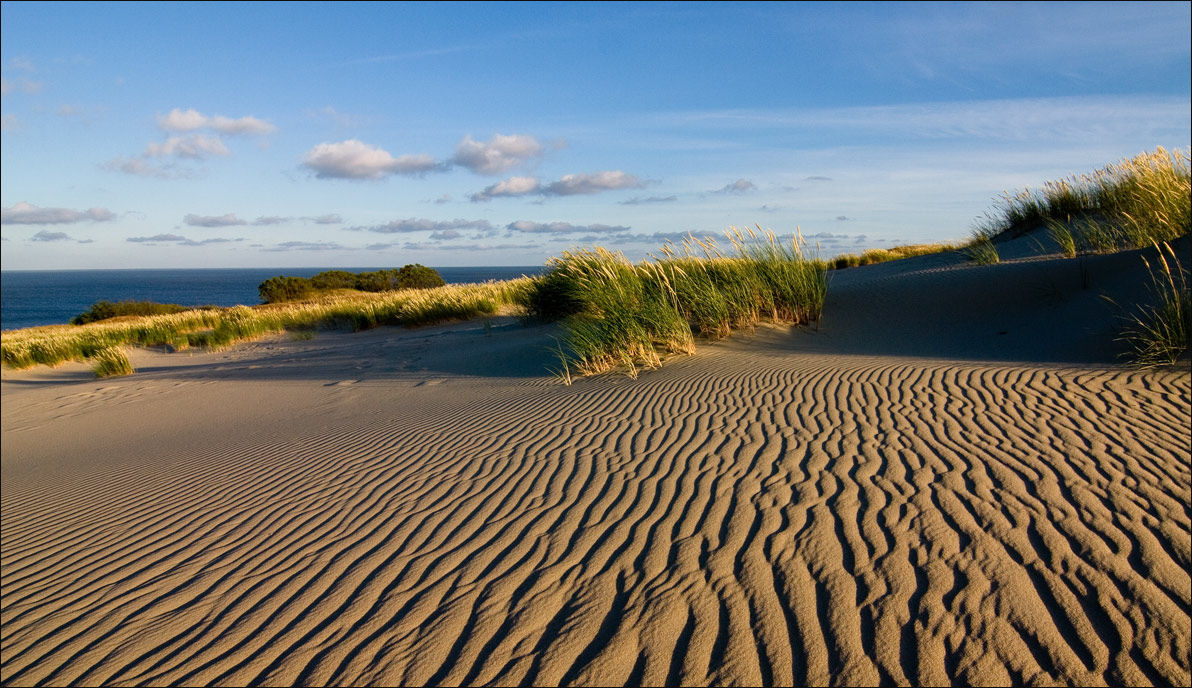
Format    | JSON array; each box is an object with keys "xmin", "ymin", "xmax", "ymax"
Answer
[{"xmin": 2, "ymin": 238, "xmax": 1189, "ymax": 686}]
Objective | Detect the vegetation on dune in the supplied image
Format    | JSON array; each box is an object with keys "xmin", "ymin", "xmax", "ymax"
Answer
[
  {"xmin": 1113, "ymin": 242, "xmax": 1190, "ymax": 367},
  {"xmin": 259, "ymin": 264, "xmax": 447, "ymax": 303},
  {"xmin": 830, "ymin": 242, "xmax": 956, "ymax": 270},
  {"xmin": 521, "ymin": 227, "xmax": 827, "ymax": 378},
  {"xmin": 974, "ymin": 146, "xmax": 1190, "ymax": 252},
  {"xmin": 89, "ymin": 346, "xmax": 135, "ymax": 378},
  {"xmin": 2, "ymin": 279, "xmax": 533, "ymax": 371}
]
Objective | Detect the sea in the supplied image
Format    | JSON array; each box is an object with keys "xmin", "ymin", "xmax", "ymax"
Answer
[{"xmin": 0, "ymin": 266, "xmax": 545, "ymax": 331}]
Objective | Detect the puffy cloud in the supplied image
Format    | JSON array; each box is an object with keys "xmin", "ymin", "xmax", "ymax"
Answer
[
  {"xmin": 451, "ymin": 133, "xmax": 545, "ymax": 175},
  {"xmin": 30, "ymin": 230, "xmax": 73, "ymax": 242},
  {"xmin": 350, "ymin": 217, "xmax": 496, "ymax": 234},
  {"xmin": 429, "ymin": 229, "xmax": 462, "ymax": 241},
  {"xmin": 506, "ymin": 220, "xmax": 631, "ymax": 235},
  {"xmin": 470, "ymin": 171, "xmax": 645, "ymax": 202},
  {"xmin": 469, "ymin": 176, "xmax": 542, "ymax": 202},
  {"xmin": 302, "ymin": 139, "xmax": 441, "ymax": 179},
  {"xmin": 543, "ymin": 171, "xmax": 646, "ymax": 196},
  {"xmin": 620, "ymin": 195, "xmax": 678, "ymax": 205},
  {"xmin": 2, "ymin": 202, "xmax": 115, "ymax": 225},
  {"xmin": 712, "ymin": 179, "xmax": 757, "ymax": 194},
  {"xmin": 157, "ymin": 108, "xmax": 276, "ymax": 135},
  {"xmin": 144, "ymin": 134, "xmax": 230, "ymax": 159},
  {"xmin": 184, "ymin": 213, "xmax": 246, "ymax": 227}
]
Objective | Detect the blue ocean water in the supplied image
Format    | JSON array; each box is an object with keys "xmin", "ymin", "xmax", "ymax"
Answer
[{"xmin": 0, "ymin": 266, "xmax": 544, "ymax": 331}]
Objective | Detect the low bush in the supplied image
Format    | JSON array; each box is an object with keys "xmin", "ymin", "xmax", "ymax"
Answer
[{"xmin": 71, "ymin": 300, "xmax": 195, "ymax": 325}]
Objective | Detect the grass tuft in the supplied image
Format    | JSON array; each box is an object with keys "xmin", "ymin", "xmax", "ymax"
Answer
[
  {"xmin": 1114, "ymin": 242, "xmax": 1190, "ymax": 367},
  {"xmin": 976, "ymin": 147, "xmax": 1190, "ymax": 251},
  {"xmin": 524, "ymin": 226, "xmax": 827, "ymax": 378},
  {"xmin": 89, "ymin": 346, "xmax": 135, "ymax": 378}
]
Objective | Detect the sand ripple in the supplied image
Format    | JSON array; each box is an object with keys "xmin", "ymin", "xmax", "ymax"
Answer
[{"xmin": 2, "ymin": 351, "xmax": 1189, "ymax": 686}]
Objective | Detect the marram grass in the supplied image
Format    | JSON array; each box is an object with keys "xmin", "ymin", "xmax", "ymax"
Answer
[
  {"xmin": 2, "ymin": 278, "xmax": 535, "ymax": 372},
  {"xmin": 89, "ymin": 346, "xmax": 135, "ymax": 378},
  {"xmin": 975, "ymin": 146, "xmax": 1190, "ymax": 251},
  {"xmin": 530, "ymin": 227, "xmax": 828, "ymax": 378},
  {"xmin": 1114, "ymin": 242, "xmax": 1190, "ymax": 367}
]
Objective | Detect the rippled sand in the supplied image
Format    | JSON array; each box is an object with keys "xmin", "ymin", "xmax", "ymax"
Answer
[{"xmin": 3, "ymin": 241, "xmax": 1189, "ymax": 686}]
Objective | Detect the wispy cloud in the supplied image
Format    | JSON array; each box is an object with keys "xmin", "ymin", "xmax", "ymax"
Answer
[
  {"xmin": 620, "ymin": 195, "xmax": 678, "ymax": 205},
  {"xmin": 263, "ymin": 241, "xmax": 348, "ymax": 252},
  {"xmin": 184, "ymin": 213, "xmax": 246, "ymax": 227},
  {"xmin": 2, "ymin": 202, "xmax": 115, "ymax": 225},
  {"xmin": 127, "ymin": 234, "xmax": 240, "ymax": 246},
  {"xmin": 711, "ymin": 179, "xmax": 756, "ymax": 194},
  {"xmin": 506, "ymin": 220, "xmax": 631, "ymax": 235},
  {"xmin": 301, "ymin": 139, "xmax": 442, "ymax": 179},
  {"xmin": 310, "ymin": 214, "xmax": 343, "ymax": 224},
  {"xmin": 348, "ymin": 217, "xmax": 496, "ymax": 234}
]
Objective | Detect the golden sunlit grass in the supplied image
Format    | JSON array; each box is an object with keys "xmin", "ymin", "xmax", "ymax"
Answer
[
  {"xmin": 525, "ymin": 227, "xmax": 828, "ymax": 378},
  {"xmin": 975, "ymin": 146, "xmax": 1190, "ymax": 249},
  {"xmin": 830, "ymin": 242, "xmax": 956, "ymax": 269}
]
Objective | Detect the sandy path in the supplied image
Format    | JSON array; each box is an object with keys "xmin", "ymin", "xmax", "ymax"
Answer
[{"xmin": 2, "ymin": 245, "xmax": 1190, "ymax": 686}]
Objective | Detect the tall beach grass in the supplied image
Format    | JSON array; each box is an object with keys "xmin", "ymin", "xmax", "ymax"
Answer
[
  {"xmin": 974, "ymin": 146, "xmax": 1190, "ymax": 252},
  {"xmin": 526, "ymin": 227, "xmax": 827, "ymax": 377}
]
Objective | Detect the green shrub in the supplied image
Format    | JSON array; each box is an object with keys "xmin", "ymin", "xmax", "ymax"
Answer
[
  {"xmin": 397, "ymin": 263, "xmax": 446, "ymax": 289},
  {"xmin": 71, "ymin": 300, "xmax": 193, "ymax": 325},
  {"xmin": 259, "ymin": 275, "xmax": 315, "ymax": 304}
]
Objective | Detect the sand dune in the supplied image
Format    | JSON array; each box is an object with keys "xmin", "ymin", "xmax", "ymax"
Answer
[{"xmin": 2, "ymin": 241, "xmax": 1189, "ymax": 686}]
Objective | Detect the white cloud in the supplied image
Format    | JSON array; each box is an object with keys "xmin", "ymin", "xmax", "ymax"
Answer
[
  {"xmin": 2, "ymin": 202, "xmax": 115, "ymax": 225},
  {"xmin": 310, "ymin": 214, "xmax": 343, "ymax": 224},
  {"xmin": 351, "ymin": 217, "xmax": 495, "ymax": 233},
  {"xmin": 157, "ymin": 108, "xmax": 276, "ymax": 135},
  {"xmin": 452, "ymin": 133, "xmax": 545, "ymax": 174},
  {"xmin": 144, "ymin": 134, "xmax": 230, "ymax": 159},
  {"xmin": 302, "ymin": 139, "xmax": 441, "ymax": 179},
  {"xmin": 184, "ymin": 213, "xmax": 246, "ymax": 227},
  {"xmin": 469, "ymin": 176, "xmax": 542, "ymax": 201},
  {"xmin": 429, "ymin": 229, "xmax": 462, "ymax": 240},
  {"xmin": 506, "ymin": 220, "xmax": 631, "ymax": 235},
  {"xmin": 470, "ymin": 171, "xmax": 646, "ymax": 202},
  {"xmin": 542, "ymin": 171, "xmax": 646, "ymax": 196}
]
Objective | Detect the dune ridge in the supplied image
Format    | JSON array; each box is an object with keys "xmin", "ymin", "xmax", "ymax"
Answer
[{"xmin": 2, "ymin": 242, "xmax": 1190, "ymax": 686}]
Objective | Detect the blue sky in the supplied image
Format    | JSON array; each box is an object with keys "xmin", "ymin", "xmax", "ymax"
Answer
[{"xmin": 1, "ymin": 1, "xmax": 1188, "ymax": 270}]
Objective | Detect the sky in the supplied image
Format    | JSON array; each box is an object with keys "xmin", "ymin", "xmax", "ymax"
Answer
[{"xmin": 1, "ymin": 1, "xmax": 1189, "ymax": 270}]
